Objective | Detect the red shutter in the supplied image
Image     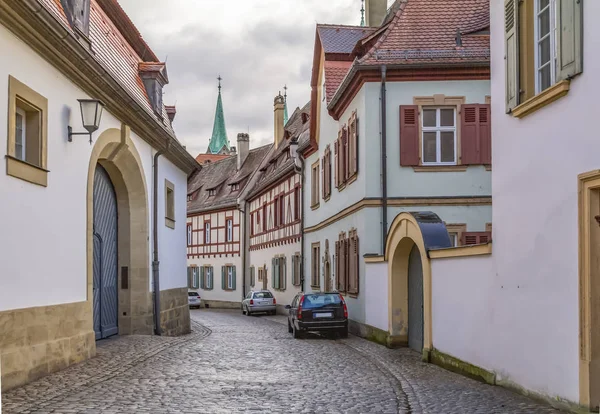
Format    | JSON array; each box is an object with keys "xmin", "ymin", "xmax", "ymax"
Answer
[
  {"xmin": 479, "ymin": 104, "xmax": 492, "ymax": 165},
  {"xmin": 461, "ymin": 104, "xmax": 481, "ymax": 165},
  {"xmin": 461, "ymin": 231, "xmax": 492, "ymax": 245},
  {"xmin": 334, "ymin": 138, "xmax": 339, "ymax": 188},
  {"xmin": 400, "ymin": 105, "xmax": 419, "ymax": 166}
]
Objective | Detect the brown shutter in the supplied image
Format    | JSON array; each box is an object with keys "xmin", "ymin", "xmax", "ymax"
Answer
[
  {"xmin": 321, "ymin": 157, "xmax": 325, "ymax": 199},
  {"xmin": 343, "ymin": 126, "xmax": 349, "ymax": 181},
  {"xmin": 335, "ymin": 241, "xmax": 340, "ymax": 291},
  {"xmin": 479, "ymin": 104, "xmax": 492, "ymax": 165},
  {"xmin": 461, "ymin": 231, "xmax": 492, "ymax": 245},
  {"xmin": 400, "ymin": 105, "xmax": 419, "ymax": 166},
  {"xmin": 334, "ymin": 137, "xmax": 339, "ymax": 188},
  {"xmin": 353, "ymin": 116, "xmax": 359, "ymax": 176},
  {"xmin": 461, "ymin": 104, "xmax": 480, "ymax": 165}
]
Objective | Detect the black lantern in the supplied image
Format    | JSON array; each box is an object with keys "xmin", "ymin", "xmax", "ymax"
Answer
[{"xmin": 68, "ymin": 99, "xmax": 105, "ymax": 144}]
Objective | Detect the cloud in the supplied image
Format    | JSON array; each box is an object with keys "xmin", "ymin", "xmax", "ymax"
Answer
[{"xmin": 118, "ymin": 0, "xmax": 361, "ymax": 157}]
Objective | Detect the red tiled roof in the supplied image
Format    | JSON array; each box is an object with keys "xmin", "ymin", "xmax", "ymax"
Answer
[
  {"xmin": 324, "ymin": 61, "xmax": 353, "ymax": 104},
  {"xmin": 195, "ymin": 154, "xmax": 231, "ymax": 165},
  {"xmin": 37, "ymin": 0, "xmax": 171, "ymax": 129},
  {"xmin": 359, "ymin": 0, "xmax": 490, "ymax": 65}
]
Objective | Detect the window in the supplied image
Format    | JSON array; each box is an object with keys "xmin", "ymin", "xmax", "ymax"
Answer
[
  {"xmin": 272, "ymin": 256, "xmax": 287, "ymax": 290},
  {"xmin": 322, "ymin": 146, "xmax": 331, "ymax": 200},
  {"xmin": 422, "ymin": 108, "xmax": 456, "ymax": 165},
  {"xmin": 230, "ymin": 183, "xmax": 240, "ymax": 192},
  {"xmin": 204, "ymin": 222, "xmax": 211, "ymax": 244},
  {"xmin": 294, "ymin": 186, "xmax": 300, "ymax": 221},
  {"xmin": 279, "ymin": 196, "xmax": 285, "ymax": 226},
  {"xmin": 187, "ymin": 266, "xmax": 199, "ymax": 289},
  {"xmin": 311, "ymin": 161, "xmax": 320, "ymax": 208},
  {"xmin": 201, "ymin": 266, "xmax": 214, "ymax": 290},
  {"xmin": 165, "ymin": 179, "xmax": 175, "ymax": 229},
  {"xmin": 335, "ymin": 229, "xmax": 359, "ymax": 295},
  {"xmin": 348, "ymin": 230, "xmax": 359, "ymax": 295},
  {"xmin": 461, "ymin": 232, "xmax": 492, "ymax": 246},
  {"xmin": 311, "ymin": 242, "xmax": 320, "ymax": 288},
  {"xmin": 221, "ymin": 265, "xmax": 236, "ymax": 290},
  {"xmin": 262, "ymin": 204, "xmax": 267, "ymax": 232},
  {"xmin": 250, "ymin": 266, "xmax": 255, "ymax": 287},
  {"xmin": 187, "ymin": 223, "xmax": 193, "ymax": 246},
  {"xmin": 334, "ymin": 113, "xmax": 359, "ymax": 189},
  {"xmin": 208, "ymin": 189, "xmax": 216, "ymax": 197},
  {"xmin": 258, "ymin": 267, "xmax": 264, "ymax": 282},
  {"xmin": 445, "ymin": 224, "xmax": 467, "ymax": 247},
  {"xmin": 292, "ymin": 253, "xmax": 302, "ymax": 286},
  {"xmin": 505, "ymin": 0, "xmax": 582, "ymax": 116},
  {"xmin": 273, "ymin": 197, "xmax": 279, "ymax": 228},
  {"xmin": 7, "ymin": 76, "xmax": 48, "ymax": 187},
  {"xmin": 226, "ymin": 218, "xmax": 233, "ymax": 242},
  {"xmin": 348, "ymin": 111, "xmax": 358, "ymax": 180},
  {"xmin": 335, "ymin": 234, "xmax": 347, "ymax": 293}
]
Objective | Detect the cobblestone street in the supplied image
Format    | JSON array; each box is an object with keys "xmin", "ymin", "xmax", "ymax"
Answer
[{"xmin": 3, "ymin": 310, "xmax": 566, "ymax": 414}]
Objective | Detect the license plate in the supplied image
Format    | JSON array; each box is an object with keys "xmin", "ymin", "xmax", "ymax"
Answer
[{"xmin": 314, "ymin": 312, "xmax": 333, "ymax": 318}]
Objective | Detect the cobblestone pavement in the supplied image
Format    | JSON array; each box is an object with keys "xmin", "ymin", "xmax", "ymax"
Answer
[{"xmin": 3, "ymin": 309, "xmax": 566, "ymax": 413}]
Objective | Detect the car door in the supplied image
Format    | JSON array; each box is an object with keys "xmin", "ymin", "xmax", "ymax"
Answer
[
  {"xmin": 243, "ymin": 291, "xmax": 252, "ymax": 308},
  {"xmin": 289, "ymin": 294, "xmax": 299, "ymax": 323}
]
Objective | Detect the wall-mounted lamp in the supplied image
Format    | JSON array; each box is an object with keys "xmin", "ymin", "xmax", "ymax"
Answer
[{"xmin": 68, "ymin": 99, "xmax": 105, "ymax": 144}]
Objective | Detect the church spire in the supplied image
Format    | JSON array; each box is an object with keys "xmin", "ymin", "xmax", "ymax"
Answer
[
  {"xmin": 283, "ymin": 85, "xmax": 289, "ymax": 126},
  {"xmin": 360, "ymin": 0, "xmax": 365, "ymax": 26},
  {"xmin": 207, "ymin": 75, "xmax": 230, "ymax": 155}
]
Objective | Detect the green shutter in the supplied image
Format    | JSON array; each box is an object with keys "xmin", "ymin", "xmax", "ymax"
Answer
[
  {"xmin": 200, "ymin": 267, "xmax": 205, "ymax": 289},
  {"xmin": 232, "ymin": 266, "xmax": 236, "ymax": 290},
  {"xmin": 251, "ymin": 267, "xmax": 255, "ymax": 287},
  {"xmin": 556, "ymin": 0, "xmax": 583, "ymax": 81},
  {"xmin": 274, "ymin": 258, "xmax": 280, "ymax": 290},
  {"xmin": 221, "ymin": 266, "xmax": 226, "ymax": 290},
  {"xmin": 209, "ymin": 267, "xmax": 214, "ymax": 289},
  {"xmin": 282, "ymin": 257, "xmax": 287, "ymax": 290},
  {"xmin": 291, "ymin": 255, "xmax": 297, "ymax": 285},
  {"xmin": 504, "ymin": 0, "xmax": 519, "ymax": 112},
  {"xmin": 187, "ymin": 267, "xmax": 192, "ymax": 288}
]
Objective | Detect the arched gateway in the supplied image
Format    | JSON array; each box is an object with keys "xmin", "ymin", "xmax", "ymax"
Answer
[{"xmin": 385, "ymin": 212, "xmax": 451, "ymax": 355}]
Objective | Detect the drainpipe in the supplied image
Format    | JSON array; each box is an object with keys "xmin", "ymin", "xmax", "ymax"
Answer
[
  {"xmin": 240, "ymin": 203, "xmax": 247, "ymax": 300},
  {"xmin": 152, "ymin": 139, "xmax": 170, "ymax": 336},
  {"xmin": 380, "ymin": 65, "xmax": 388, "ymax": 255},
  {"xmin": 296, "ymin": 160, "xmax": 305, "ymax": 291}
]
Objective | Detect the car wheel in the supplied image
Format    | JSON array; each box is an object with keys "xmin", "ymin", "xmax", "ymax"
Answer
[
  {"xmin": 246, "ymin": 306, "xmax": 252, "ymax": 317},
  {"xmin": 271, "ymin": 310, "xmax": 277, "ymax": 316},
  {"xmin": 292, "ymin": 324, "xmax": 303, "ymax": 339},
  {"xmin": 287, "ymin": 319, "xmax": 293, "ymax": 333},
  {"xmin": 338, "ymin": 329, "xmax": 348, "ymax": 339}
]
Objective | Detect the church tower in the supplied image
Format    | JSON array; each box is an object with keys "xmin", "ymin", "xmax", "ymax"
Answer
[{"xmin": 207, "ymin": 76, "xmax": 231, "ymax": 155}]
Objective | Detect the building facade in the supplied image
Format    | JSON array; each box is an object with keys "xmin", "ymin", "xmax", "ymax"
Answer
[
  {"xmin": 387, "ymin": 0, "xmax": 592, "ymax": 410},
  {"xmin": 0, "ymin": 0, "xmax": 198, "ymax": 391},
  {"xmin": 246, "ymin": 98, "xmax": 310, "ymax": 311},
  {"xmin": 300, "ymin": 0, "xmax": 492, "ymax": 343}
]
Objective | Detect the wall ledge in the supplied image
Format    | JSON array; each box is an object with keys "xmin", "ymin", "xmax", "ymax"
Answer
[
  {"xmin": 512, "ymin": 80, "xmax": 570, "ymax": 119},
  {"xmin": 429, "ymin": 243, "xmax": 492, "ymax": 259},
  {"xmin": 430, "ymin": 348, "xmax": 496, "ymax": 385},
  {"xmin": 364, "ymin": 254, "xmax": 385, "ymax": 263}
]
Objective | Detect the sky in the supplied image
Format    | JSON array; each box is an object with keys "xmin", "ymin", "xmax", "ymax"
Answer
[{"xmin": 117, "ymin": 0, "xmax": 391, "ymax": 157}]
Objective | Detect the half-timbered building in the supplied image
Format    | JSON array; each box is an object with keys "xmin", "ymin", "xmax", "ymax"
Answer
[
  {"xmin": 187, "ymin": 134, "xmax": 270, "ymax": 308},
  {"xmin": 246, "ymin": 99, "xmax": 310, "ymax": 311}
]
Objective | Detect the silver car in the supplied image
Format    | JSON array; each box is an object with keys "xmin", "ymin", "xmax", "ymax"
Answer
[
  {"xmin": 242, "ymin": 290, "xmax": 276, "ymax": 316},
  {"xmin": 188, "ymin": 291, "xmax": 201, "ymax": 309}
]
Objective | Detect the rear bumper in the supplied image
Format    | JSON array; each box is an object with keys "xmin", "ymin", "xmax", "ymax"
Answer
[
  {"xmin": 188, "ymin": 301, "xmax": 201, "ymax": 307},
  {"xmin": 248, "ymin": 305, "xmax": 276, "ymax": 313},
  {"xmin": 297, "ymin": 320, "xmax": 348, "ymax": 332}
]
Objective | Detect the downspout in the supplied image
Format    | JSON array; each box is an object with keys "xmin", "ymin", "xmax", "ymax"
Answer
[
  {"xmin": 380, "ymin": 65, "xmax": 388, "ymax": 255},
  {"xmin": 152, "ymin": 139, "xmax": 170, "ymax": 335},
  {"xmin": 240, "ymin": 203, "xmax": 247, "ymax": 300},
  {"xmin": 297, "ymin": 159, "xmax": 305, "ymax": 291}
]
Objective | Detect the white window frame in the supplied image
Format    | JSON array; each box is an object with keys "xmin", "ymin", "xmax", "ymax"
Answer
[
  {"xmin": 226, "ymin": 219, "xmax": 233, "ymax": 242},
  {"xmin": 534, "ymin": 0, "xmax": 557, "ymax": 94},
  {"xmin": 227, "ymin": 266, "xmax": 234, "ymax": 290},
  {"xmin": 448, "ymin": 232, "xmax": 459, "ymax": 247},
  {"xmin": 187, "ymin": 224, "xmax": 193, "ymax": 246},
  {"xmin": 205, "ymin": 222, "xmax": 211, "ymax": 244},
  {"xmin": 15, "ymin": 106, "xmax": 26, "ymax": 161},
  {"xmin": 192, "ymin": 267, "xmax": 199, "ymax": 289},
  {"xmin": 421, "ymin": 107, "xmax": 457, "ymax": 166},
  {"xmin": 205, "ymin": 266, "xmax": 213, "ymax": 289}
]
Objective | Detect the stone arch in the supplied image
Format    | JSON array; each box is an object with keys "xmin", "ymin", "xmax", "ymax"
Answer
[
  {"xmin": 87, "ymin": 124, "xmax": 152, "ymax": 337},
  {"xmin": 385, "ymin": 212, "xmax": 451, "ymax": 355}
]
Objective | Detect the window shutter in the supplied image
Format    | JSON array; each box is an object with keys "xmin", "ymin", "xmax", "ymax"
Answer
[
  {"xmin": 400, "ymin": 105, "xmax": 419, "ymax": 166},
  {"xmin": 321, "ymin": 157, "xmax": 325, "ymax": 199},
  {"xmin": 505, "ymin": 0, "xmax": 519, "ymax": 112},
  {"xmin": 334, "ymin": 139, "xmax": 339, "ymax": 188},
  {"xmin": 339, "ymin": 239, "xmax": 346, "ymax": 293},
  {"xmin": 461, "ymin": 232, "xmax": 492, "ymax": 246},
  {"xmin": 187, "ymin": 267, "xmax": 192, "ymax": 288},
  {"xmin": 200, "ymin": 266, "xmax": 205, "ymax": 289},
  {"xmin": 282, "ymin": 257, "xmax": 287, "ymax": 290},
  {"xmin": 221, "ymin": 266, "xmax": 226, "ymax": 290},
  {"xmin": 349, "ymin": 235, "xmax": 359, "ymax": 295},
  {"xmin": 353, "ymin": 117, "xmax": 359, "ymax": 176},
  {"xmin": 479, "ymin": 104, "xmax": 492, "ymax": 165},
  {"xmin": 209, "ymin": 267, "xmax": 214, "ymax": 289},
  {"xmin": 461, "ymin": 104, "xmax": 481, "ymax": 165},
  {"xmin": 272, "ymin": 258, "xmax": 276, "ymax": 289},
  {"xmin": 556, "ymin": 0, "xmax": 583, "ymax": 82},
  {"xmin": 335, "ymin": 241, "xmax": 340, "ymax": 291},
  {"xmin": 342, "ymin": 127, "xmax": 349, "ymax": 181},
  {"xmin": 232, "ymin": 266, "xmax": 236, "ymax": 290}
]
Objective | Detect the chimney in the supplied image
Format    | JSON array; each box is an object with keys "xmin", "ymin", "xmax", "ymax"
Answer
[
  {"xmin": 237, "ymin": 133, "xmax": 250, "ymax": 170},
  {"xmin": 165, "ymin": 105, "xmax": 176, "ymax": 124},
  {"xmin": 365, "ymin": 0, "xmax": 387, "ymax": 27},
  {"xmin": 274, "ymin": 94, "xmax": 285, "ymax": 149}
]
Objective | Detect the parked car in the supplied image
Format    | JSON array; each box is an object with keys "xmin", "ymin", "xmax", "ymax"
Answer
[
  {"xmin": 188, "ymin": 291, "xmax": 201, "ymax": 309},
  {"xmin": 242, "ymin": 290, "xmax": 277, "ymax": 316},
  {"xmin": 285, "ymin": 292, "xmax": 348, "ymax": 339}
]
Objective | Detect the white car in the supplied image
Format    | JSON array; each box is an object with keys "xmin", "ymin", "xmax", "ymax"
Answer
[{"xmin": 188, "ymin": 291, "xmax": 201, "ymax": 309}]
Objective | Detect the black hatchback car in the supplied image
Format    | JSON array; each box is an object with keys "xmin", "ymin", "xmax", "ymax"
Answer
[{"xmin": 285, "ymin": 292, "xmax": 348, "ymax": 339}]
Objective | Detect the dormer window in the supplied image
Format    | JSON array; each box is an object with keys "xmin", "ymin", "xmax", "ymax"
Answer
[
  {"xmin": 301, "ymin": 112, "xmax": 309, "ymax": 124},
  {"xmin": 230, "ymin": 183, "xmax": 240, "ymax": 193},
  {"xmin": 208, "ymin": 189, "xmax": 216, "ymax": 197},
  {"xmin": 60, "ymin": 0, "xmax": 91, "ymax": 38},
  {"xmin": 139, "ymin": 62, "xmax": 169, "ymax": 117}
]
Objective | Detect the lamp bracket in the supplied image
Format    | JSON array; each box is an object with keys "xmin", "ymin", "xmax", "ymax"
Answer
[{"xmin": 68, "ymin": 126, "xmax": 93, "ymax": 145}]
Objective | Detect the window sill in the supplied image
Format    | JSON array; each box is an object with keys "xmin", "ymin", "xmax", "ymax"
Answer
[
  {"xmin": 6, "ymin": 155, "xmax": 48, "ymax": 187},
  {"xmin": 310, "ymin": 285, "xmax": 321, "ymax": 290},
  {"xmin": 323, "ymin": 195, "xmax": 331, "ymax": 203},
  {"xmin": 485, "ymin": 165, "xmax": 492, "ymax": 171},
  {"xmin": 413, "ymin": 165, "xmax": 467, "ymax": 172},
  {"xmin": 337, "ymin": 184, "xmax": 346, "ymax": 192},
  {"xmin": 512, "ymin": 80, "xmax": 570, "ymax": 119},
  {"xmin": 346, "ymin": 174, "xmax": 358, "ymax": 186},
  {"xmin": 165, "ymin": 217, "xmax": 175, "ymax": 229},
  {"xmin": 311, "ymin": 203, "xmax": 320, "ymax": 211}
]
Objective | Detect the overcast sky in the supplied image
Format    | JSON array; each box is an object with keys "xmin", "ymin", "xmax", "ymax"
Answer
[{"xmin": 117, "ymin": 0, "xmax": 389, "ymax": 157}]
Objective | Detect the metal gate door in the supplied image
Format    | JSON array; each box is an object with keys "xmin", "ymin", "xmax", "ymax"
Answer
[
  {"xmin": 93, "ymin": 164, "xmax": 119, "ymax": 340},
  {"xmin": 408, "ymin": 245, "xmax": 424, "ymax": 352}
]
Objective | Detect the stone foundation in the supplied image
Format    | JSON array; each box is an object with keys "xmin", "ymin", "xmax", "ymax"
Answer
[
  {"xmin": 0, "ymin": 301, "xmax": 96, "ymax": 391},
  {"xmin": 201, "ymin": 300, "xmax": 241, "ymax": 310},
  {"xmin": 159, "ymin": 288, "xmax": 191, "ymax": 336}
]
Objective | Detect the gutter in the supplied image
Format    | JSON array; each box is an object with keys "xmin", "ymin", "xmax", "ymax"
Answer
[
  {"xmin": 295, "ymin": 158, "xmax": 306, "ymax": 292},
  {"xmin": 152, "ymin": 139, "xmax": 170, "ymax": 335},
  {"xmin": 380, "ymin": 65, "xmax": 388, "ymax": 255}
]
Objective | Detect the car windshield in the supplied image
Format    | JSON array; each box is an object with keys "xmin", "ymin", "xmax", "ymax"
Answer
[
  {"xmin": 254, "ymin": 292, "xmax": 273, "ymax": 299},
  {"xmin": 188, "ymin": 292, "xmax": 199, "ymax": 297},
  {"xmin": 301, "ymin": 294, "xmax": 342, "ymax": 309}
]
